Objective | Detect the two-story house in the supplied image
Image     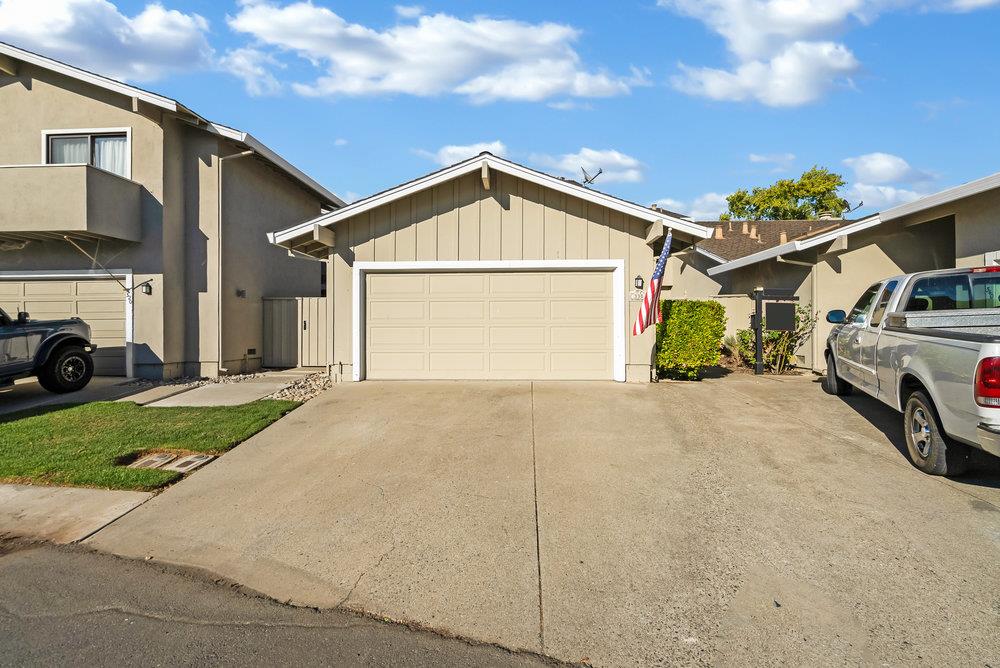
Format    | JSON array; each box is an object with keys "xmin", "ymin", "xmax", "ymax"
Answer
[{"xmin": 0, "ymin": 41, "xmax": 343, "ymax": 379}]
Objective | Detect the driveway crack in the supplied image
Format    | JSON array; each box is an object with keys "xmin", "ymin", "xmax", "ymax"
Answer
[
  {"xmin": 336, "ymin": 540, "xmax": 397, "ymax": 609},
  {"xmin": 530, "ymin": 381, "xmax": 545, "ymax": 652}
]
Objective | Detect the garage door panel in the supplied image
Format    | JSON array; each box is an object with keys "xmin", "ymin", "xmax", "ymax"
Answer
[
  {"xmin": 370, "ymin": 326, "xmax": 425, "ymax": 347},
  {"xmin": 430, "ymin": 301, "xmax": 483, "ymax": 320},
  {"xmin": 430, "ymin": 327, "xmax": 485, "ymax": 346},
  {"xmin": 369, "ymin": 274, "xmax": 426, "ymax": 295},
  {"xmin": 366, "ymin": 270, "xmax": 613, "ymax": 380},
  {"xmin": 1, "ymin": 278, "xmax": 126, "ymax": 376},
  {"xmin": 369, "ymin": 301, "xmax": 425, "ymax": 320},
  {"xmin": 490, "ymin": 326, "xmax": 545, "ymax": 347}
]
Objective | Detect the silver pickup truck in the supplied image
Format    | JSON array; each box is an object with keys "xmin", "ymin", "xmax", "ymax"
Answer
[{"xmin": 823, "ymin": 266, "xmax": 1000, "ymax": 476}]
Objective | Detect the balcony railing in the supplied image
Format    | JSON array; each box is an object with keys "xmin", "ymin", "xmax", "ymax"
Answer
[{"xmin": 0, "ymin": 164, "xmax": 141, "ymax": 242}]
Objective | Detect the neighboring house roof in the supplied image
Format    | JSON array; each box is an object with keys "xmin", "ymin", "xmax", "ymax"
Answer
[
  {"xmin": 0, "ymin": 40, "xmax": 344, "ymax": 208},
  {"xmin": 696, "ymin": 219, "xmax": 847, "ymax": 262},
  {"xmin": 269, "ymin": 153, "xmax": 714, "ymax": 249},
  {"xmin": 880, "ymin": 170, "xmax": 1000, "ymax": 222},
  {"xmin": 705, "ymin": 214, "xmax": 882, "ymax": 276}
]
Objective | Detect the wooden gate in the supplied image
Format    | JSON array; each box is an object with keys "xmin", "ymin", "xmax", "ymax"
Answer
[{"xmin": 263, "ymin": 297, "xmax": 328, "ymax": 368}]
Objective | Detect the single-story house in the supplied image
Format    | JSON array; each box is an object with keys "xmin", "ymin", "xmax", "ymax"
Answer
[
  {"xmin": 270, "ymin": 154, "xmax": 714, "ymax": 382},
  {"xmin": 0, "ymin": 41, "xmax": 343, "ymax": 379},
  {"xmin": 666, "ymin": 172, "xmax": 1000, "ymax": 371}
]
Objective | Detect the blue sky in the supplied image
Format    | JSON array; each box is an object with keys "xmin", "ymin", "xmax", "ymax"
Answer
[{"xmin": 2, "ymin": 0, "xmax": 998, "ymax": 218}]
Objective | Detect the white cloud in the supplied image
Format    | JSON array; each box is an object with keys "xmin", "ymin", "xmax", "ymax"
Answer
[
  {"xmin": 532, "ymin": 148, "xmax": 644, "ymax": 183},
  {"xmin": 749, "ymin": 152, "xmax": 795, "ymax": 164},
  {"xmin": 227, "ymin": 2, "xmax": 639, "ymax": 104},
  {"xmin": 0, "ymin": 0, "xmax": 212, "ymax": 82},
  {"xmin": 672, "ymin": 41, "xmax": 859, "ymax": 106},
  {"xmin": 843, "ymin": 152, "xmax": 932, "ymax": 184},
  {"xmin": 657, "ymin": 192, "xmax": 730, "ymax": 219},
  {"xmin": 547, "ymin": 99, "xmax": 594, "ymax": 111},
  {"xmin": 220, "ymin": 47, "xmax": 281, "ymax": 96},
  {"xmin": 394, "ymin": 4, "xmax": 424, "ymax": 18},
  {"xmin": 333, "ymin": 138, "xmax": 349, "ymax": 147},
  {"xmin": 416, "ymin": 141, "xmax": 507, "ymax": 166},
  {"xmin": 847, "ymin": 183, "xmax": 924, "ymax": 210},
  {"xmin": 660, "ymin": 0, "xmax": 997, "ymax": 106}
]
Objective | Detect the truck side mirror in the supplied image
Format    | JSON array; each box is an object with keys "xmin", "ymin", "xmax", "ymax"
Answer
[
  {"xmin": 826, "ymin": 309, "xmax": 846, "ymax": 324},
  {"xmin": 17, "ymin": 311, "xmax": 29, "ymax": 324}
]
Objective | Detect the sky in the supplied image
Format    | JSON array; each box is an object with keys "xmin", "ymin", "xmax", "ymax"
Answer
[{"xmin": 1, "ymin": 0, "xmax": 998, "ymax": 219}]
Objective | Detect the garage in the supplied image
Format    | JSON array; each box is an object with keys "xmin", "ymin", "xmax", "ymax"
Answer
[
  {"xmin": 0, "ymin": 278, "xmax": 127, "ymax": 375},
  {"xmin": 365, "ymin": 269, "xmax": 615, "ymax": 380},
  {"xmin": 269, "ymin": 153, "xmax": 714, "ymax": 383}
]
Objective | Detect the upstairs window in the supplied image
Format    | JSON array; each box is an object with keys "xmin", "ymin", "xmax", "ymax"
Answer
[{"xmin": 46, "ymin": 130, "xmax": 129, "ymax": 178}]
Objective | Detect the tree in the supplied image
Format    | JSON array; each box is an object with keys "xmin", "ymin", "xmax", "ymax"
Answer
[{"xmin": 720, "ymin": 167, "xmax": 849, "ymax": 221}]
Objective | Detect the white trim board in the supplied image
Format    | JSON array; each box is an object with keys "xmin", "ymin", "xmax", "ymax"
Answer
[
  {"xmin": 0, "ymin": 268, "xmax": 134, "ymax": 378},
  {"xmin": 351, "ymin": 260, "xmax": 627, "ymax": 383},
  {"xmin": 271, "ymin": 154, "xmax": 713, "ymax": 245}
]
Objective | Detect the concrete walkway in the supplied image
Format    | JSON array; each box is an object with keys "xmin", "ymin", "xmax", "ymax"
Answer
[
  {"xmin": 85, "ymin": 378, "xmax": 1000, "ymax": 666},
  {"xmin": 146, "ymin": 369, "xmax": 313, "ymax": 407},
  {"xmin": 0, "ymin": 484, "xmax": 151, "ymax": 543}
]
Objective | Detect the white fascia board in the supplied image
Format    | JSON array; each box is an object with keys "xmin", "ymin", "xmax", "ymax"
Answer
[
  {"xmin": 706, "ymin": 214, "xmax": 882, "ymax": 276},
  {"xmin": 0, "ymin": 41, "xmax": 177, "ymax": 112},
  {"xmin": 273, "ymin": 154, "xmax": 712, "ymax": 244},
  {"xmin": 879, "ymin": 171, "xmax": 1000, "ymax": 221},
  {"xmin": 692, "ymin": 246, "xmax": 725, "ymax": 264}
]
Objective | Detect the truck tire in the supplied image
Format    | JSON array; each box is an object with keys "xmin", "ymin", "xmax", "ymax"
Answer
[
  {"xmin": 903, "ymin": 391, "xmax": 970, "ymax": 476},
  {"xmin": 822, "ymin": 354, "xmax": 852, "ymax": 396},
  {"xmin": 37, "ymin": 345, "xmax": 94, "ymax": 394}
]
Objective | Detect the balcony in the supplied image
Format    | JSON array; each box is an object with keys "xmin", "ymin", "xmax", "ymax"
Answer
[{"xmin": 0, "ymin": 164, "xmax": 142, "ymax": 243}]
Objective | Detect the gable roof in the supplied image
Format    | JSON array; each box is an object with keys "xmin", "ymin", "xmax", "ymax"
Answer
[
  {"xmin": 706, "ymin": 214, "xmax": 882, "ymax": 276},
  {"xmin": 696, "ymin": 219, "xmax": 848, "ymax": 262},
  {"xmin": 0, "ymin": 40, "xmax": 344, "ymax": 208},
  {"xmin": 270, "ymin": 153, "xmax": 713, "ymax": 248}
]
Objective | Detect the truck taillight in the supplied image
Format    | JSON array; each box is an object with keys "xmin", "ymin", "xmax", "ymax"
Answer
[
  {"xmin": 975, "ymin": 357, "xmax": 1000, "ymax": 407},
  {"xmin": 971, "ymin": 266, "xmax": 1000, "ymax": 273}
]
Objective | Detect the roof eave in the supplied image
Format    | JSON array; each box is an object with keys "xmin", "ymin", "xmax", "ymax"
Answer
[
  {"xmin": 880, "ymin": 171, "xmax": 1000, "ymax": 222},
  {"xmin": 271, "ymin": 154, "xmax": 713, "ymax": 245}
]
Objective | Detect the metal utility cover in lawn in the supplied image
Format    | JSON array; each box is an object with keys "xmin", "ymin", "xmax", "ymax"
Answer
[
  {"xmin": 160, "ymin": 455, "xmax": 214, "ymax": 473},
  {"xmin": 765, "ymin": 302, "xmax": 796, "ymax": 332},
  {"xmin": 128, "ymin": 453, "xmax": 177, "ymax": 469}
]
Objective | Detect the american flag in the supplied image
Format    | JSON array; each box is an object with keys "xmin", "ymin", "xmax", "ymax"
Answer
[{"xmin": 632, "ymin": 229, "xmax": 673, "ymax": 336}]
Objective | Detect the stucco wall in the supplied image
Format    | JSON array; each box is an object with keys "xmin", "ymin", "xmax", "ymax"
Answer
[
  {"xmin": 220, "ymin": 154, "xmax": 323, "ymax": 373},
  {"xmin": 888, "ymin": 189, "xmax": 1000, "ymax": 268},
  {"xmin": 326, "ymin": 170, "xmax": 663, "ymax": 381}
]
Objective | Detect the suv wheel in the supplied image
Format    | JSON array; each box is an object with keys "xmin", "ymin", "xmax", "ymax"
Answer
[
  {"xmin": 37, "ymin": 345, "xmax": 94, "ymax": 394},
  {"xmin": 822, "ymin": 354, "xmax": 852, "ymax": 396},
  {"xmin": 904, "ymin": 390, "xmax": 970, "ymax": 476}
]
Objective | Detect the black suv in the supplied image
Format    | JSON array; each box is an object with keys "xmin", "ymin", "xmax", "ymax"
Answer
[{"xmin": 0, "ymin": 307, "xmax": 97, "ymax": 393}]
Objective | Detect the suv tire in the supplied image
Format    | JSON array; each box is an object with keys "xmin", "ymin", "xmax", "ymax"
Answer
[
  {"xmin": 822, "ymin": 354, "xmax": 852, "ymax": 396},
  {"xmin": 904, "ymin": 390, "xmax": 970, "ymax": 476},
  {"xmin": 37, "ymin": 345, "xmax": 94, "ymax": 394}
]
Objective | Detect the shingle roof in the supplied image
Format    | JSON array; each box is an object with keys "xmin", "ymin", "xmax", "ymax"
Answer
[{"xmin": 695, "ymin": 218, "xmax": 854, "ymax": 261}]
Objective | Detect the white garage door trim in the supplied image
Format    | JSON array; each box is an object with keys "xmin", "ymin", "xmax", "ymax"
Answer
[
  {"xmin": 352, "ymin": 260, "xmax": 626, "ymax": 382},
  {"xmin": 0, "ymin": 268, "xmax": 134, "ymax": 377}
]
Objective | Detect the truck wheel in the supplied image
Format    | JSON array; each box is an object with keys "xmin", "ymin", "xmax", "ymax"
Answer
[
  {"xmin": 822, "ymin": 354, "xmax": 852, "ymax": 396},
  {"xmin": 37, "ymin": 345, "xmax": 94, "ymax": 394},
  {"xmin": 904, "ymin": 391, "xmax": 970, "ymax": 476}
]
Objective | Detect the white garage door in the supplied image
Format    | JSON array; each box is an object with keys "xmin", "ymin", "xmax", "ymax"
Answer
[
  {"xmin": 0, "ymin": 279, "xmax": 127, "ymax": 376},
  {"xmin": 365, "ymin": 271, "xmax": 614, "ymax": 380}
]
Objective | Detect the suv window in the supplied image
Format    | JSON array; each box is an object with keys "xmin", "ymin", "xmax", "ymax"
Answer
[
  {"xmin": 848, "ymin": 284, "xmax": 881, "ymax": 323},
  {"xmin": 869, "ymin": 280, "xmax": 898, "ymax": 327}
]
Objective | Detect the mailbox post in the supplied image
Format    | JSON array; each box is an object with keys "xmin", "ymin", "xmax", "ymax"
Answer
[{"xmin": 750, "ymin": 287, "xmax": 799, "ymax": 375}]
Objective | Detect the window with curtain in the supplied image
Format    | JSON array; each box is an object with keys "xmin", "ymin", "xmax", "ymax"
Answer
[{"xmin": 47, "ymin": 132, "xmax": 129, "ymax": 178}]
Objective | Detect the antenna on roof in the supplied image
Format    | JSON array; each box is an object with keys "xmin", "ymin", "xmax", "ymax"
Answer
[
  {"xmin": 846, "ymin": 200, "xmax": 864, "ymax": 214},
  {"xmin": 581, "ymin": 167, "xmax": 602, "ymax": 186}
]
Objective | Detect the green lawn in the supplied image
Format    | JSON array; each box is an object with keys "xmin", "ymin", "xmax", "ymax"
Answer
[{"xmin": 0, "ymin": 400, "xmax": 299, "ymax": 491}]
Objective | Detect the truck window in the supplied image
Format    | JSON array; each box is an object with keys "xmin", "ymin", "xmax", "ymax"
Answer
[
  {"xmin": 869, "ymin": 280, "xmax": 898, "ymax": 327},
  {"xmin": 904, "ymin": 275, "xmax": 972, "ymax": 311},
  {"xmin": 848, "ymin": 284, "xmax": 881, "ymax": 323},
  {"xmin": 971, "ymin": 274, "xmax": 1000, "ymax": 308}
]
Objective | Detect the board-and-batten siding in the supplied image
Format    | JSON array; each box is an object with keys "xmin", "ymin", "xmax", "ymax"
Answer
[{"xmin": 328, "ymin": 170, "xmax": 658, "ymax": 379}]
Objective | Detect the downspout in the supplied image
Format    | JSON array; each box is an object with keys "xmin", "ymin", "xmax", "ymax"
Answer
[{"xmin": 217, "ymin": 150, "xmax": 255, "ymax": 376}]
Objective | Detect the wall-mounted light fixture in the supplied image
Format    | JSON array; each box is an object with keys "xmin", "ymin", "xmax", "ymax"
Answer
[
  {"xmin": 140, "ymin": 282, "xmax": 152, "ymax": 296},
  {"xmin": 634, "ymin": 275, "xmax": 644, "ymax": 290}
]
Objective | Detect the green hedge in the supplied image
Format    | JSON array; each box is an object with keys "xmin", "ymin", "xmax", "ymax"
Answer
[{"xmin": 655, "ymin": 299, "xmax": 726, "ymax": 380}]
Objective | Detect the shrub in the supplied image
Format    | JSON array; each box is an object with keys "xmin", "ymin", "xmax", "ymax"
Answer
[
  {"xmin": 655, "ymin": 299, "xmax": 726, "ymax": 380},
  {"xmin": 732, "ymin": 305, "xmax": 818, "ymax": 374}
]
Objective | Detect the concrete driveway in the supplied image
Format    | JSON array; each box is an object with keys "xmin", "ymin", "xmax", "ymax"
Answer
[
  {"xmin": 87, "ymin": 377, "xmax": 1000, "ymax": 666},
  {"xmin": 0, "ymin": 376, "xmax": 134, "ymax": 416}
]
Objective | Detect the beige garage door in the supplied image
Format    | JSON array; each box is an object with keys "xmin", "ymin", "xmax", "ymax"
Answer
[
  {"xmin": 0, "ymin": 279, "xmax": 127, "ymax": 375},
  {"xmin": 365, "ymin": 271, "xmax": 614, "ymax": 380}
]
